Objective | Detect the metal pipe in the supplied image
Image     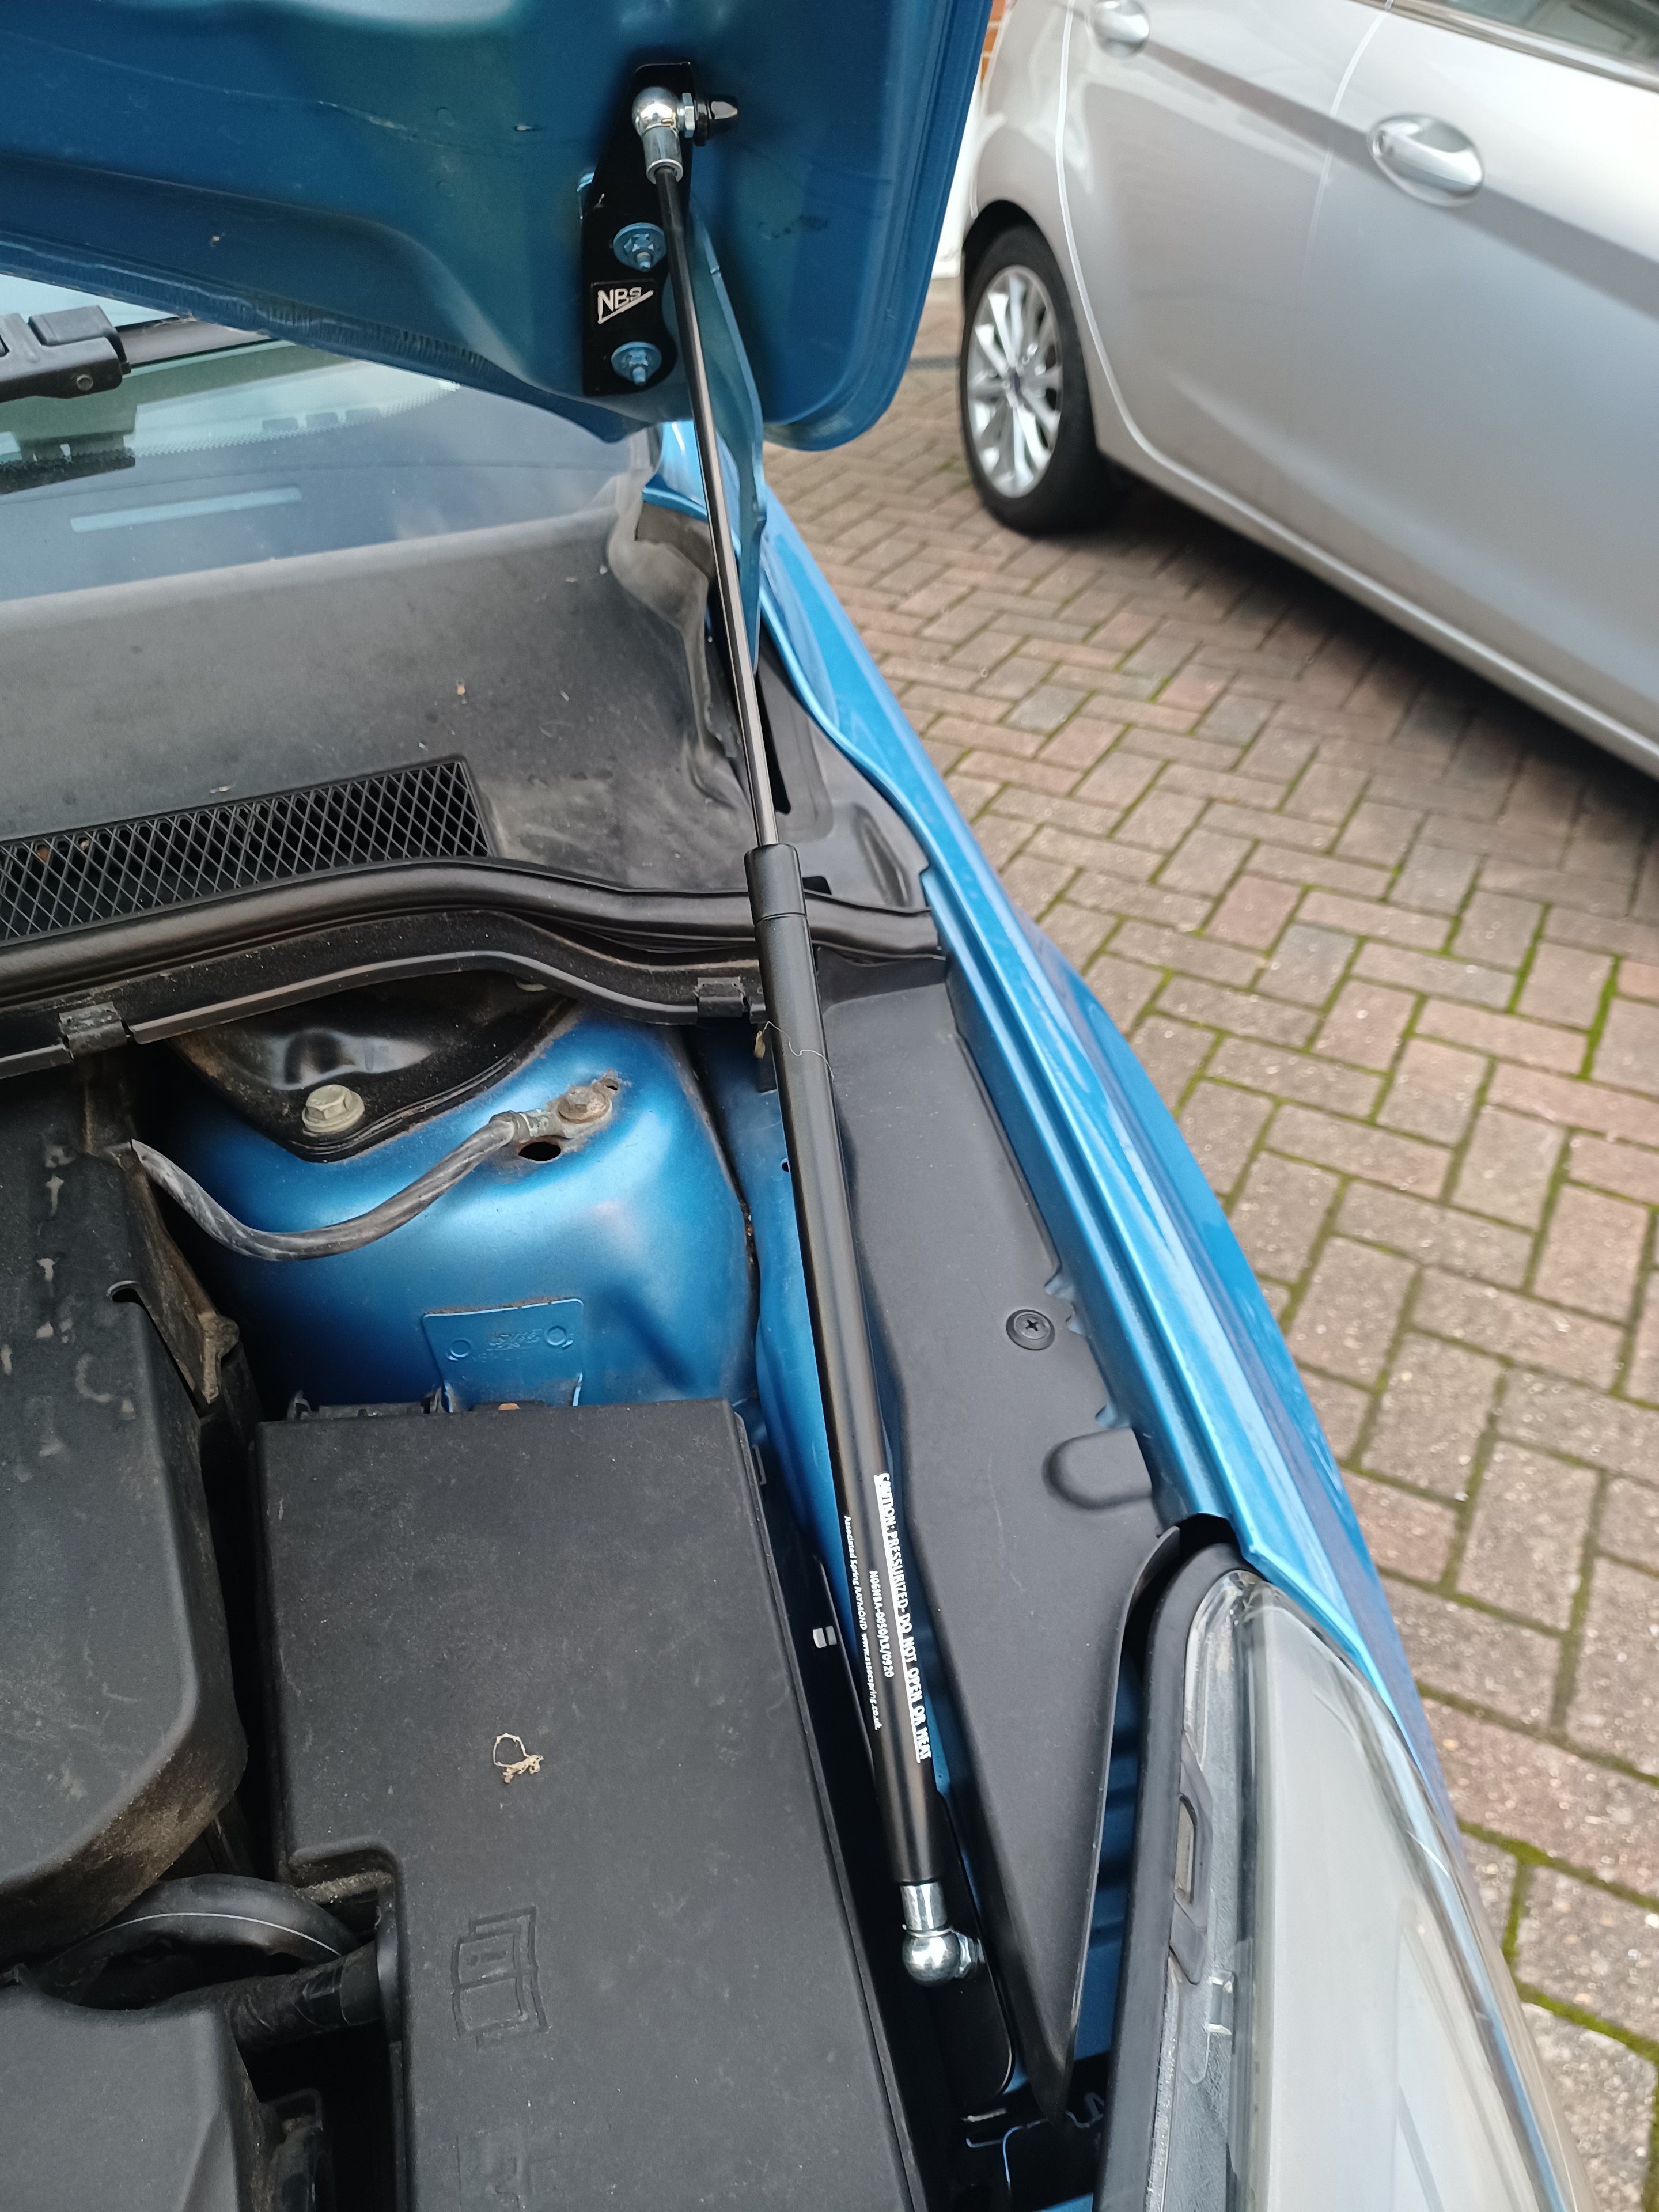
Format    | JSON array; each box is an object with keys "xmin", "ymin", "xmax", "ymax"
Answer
[{"xmin": 635, "ymin": 86, "xmax": 980, "ymax": 1984}]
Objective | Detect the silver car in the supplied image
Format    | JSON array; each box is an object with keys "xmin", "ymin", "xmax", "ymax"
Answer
[{"xmin": 962, "ymin": 0, "xmax": 1659, "ymax": 777}]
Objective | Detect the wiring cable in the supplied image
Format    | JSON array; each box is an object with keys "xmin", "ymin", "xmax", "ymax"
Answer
[{"xmin": 121, "ymin": 1082, "xmax": 617, "ymax": 1262}]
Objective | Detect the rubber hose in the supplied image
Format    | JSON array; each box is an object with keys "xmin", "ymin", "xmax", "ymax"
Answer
[
  {"xmin": 38, "ymin": 1875, "xmax": 355, "ymax": 1998},
  {"xmin": 174, "ymin": 1942, "xmax": 383, "ymax": 2055}
]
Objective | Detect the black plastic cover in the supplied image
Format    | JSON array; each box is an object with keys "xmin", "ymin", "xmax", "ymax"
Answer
[
  {"xmin": 0, "ymin": 506, "xmax": 926, "ymax": 916},
  {"xmin": 825, "ymin": 982, "xmax": 1170, "ymax": 2118},
  {"xmin": 0, "ymin": 512, "xmax": 934, "ymax": 1070},
  {"xmin": 0, "ymin": 1071, "xmax": 245, "ymax": 1956},
  {"xmin": 171, "ymin": 972, "xmax": 560, "ymax": 1158},
  {"xmin": 259, "ymin": 1398, "xmax": 916, "ymax": 2210},
  {"xmin": 0, "ymin": 307, "xmax": 126, "ymax": 403},
  {"xmin": 0, "ymin": 1985, "xmax": 267, "ymax": 2210}
]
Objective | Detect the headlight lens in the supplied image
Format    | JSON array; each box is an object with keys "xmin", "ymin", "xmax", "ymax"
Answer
[{"xmin": 1136, "ymin": 1569, "xmax": 1588, "ymax": 2212}]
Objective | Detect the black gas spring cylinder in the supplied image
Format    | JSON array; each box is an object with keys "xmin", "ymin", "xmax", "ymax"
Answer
[{"xmin": 632, "ymin": 85, "xmax": 980, "ymax": 1988}]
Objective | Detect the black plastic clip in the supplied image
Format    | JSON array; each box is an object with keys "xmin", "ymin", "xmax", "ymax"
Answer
[
  {"xmin": 694, "ymin": 974, "xmax": 748, "ymax": 1020},
  {"xmin": 59, "ymin": 1002, "xmax": 130, "ymax": 1056},
  {"xmin": 0, "ymin": 307, "xmax": 127, "ymax": 403}
]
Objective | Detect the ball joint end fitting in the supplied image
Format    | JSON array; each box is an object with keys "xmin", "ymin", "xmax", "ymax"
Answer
[
  {"xmin": 899, "ymin": 1881, "xmax": 983, "ymax": 1985},
  {"xmin": 901, "ymin": 1925, "xmax": 984, "ymax": 1986},
  {"xmin": 631, "ymin": 86, "xmax": 684, "ymax": 183}
]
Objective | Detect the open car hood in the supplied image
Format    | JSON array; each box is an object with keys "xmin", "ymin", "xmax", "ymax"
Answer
[{"xmin": 0, "ymin": 3, "xmax": 986, "ymax": 449}]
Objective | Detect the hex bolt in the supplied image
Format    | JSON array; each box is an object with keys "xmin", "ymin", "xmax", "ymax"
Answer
[
  {"xmin": 1006, "ymin": 1309, "xmax": 1055, "ymax": 1351},
  {"xmin": 612, "ymin": 222, "xmax": 666, "ymax": 271},
  {"xmin": 556, "ymin": 1082, "xmax": 608, "ymax": 1126},
  {"xmin": 302, "ymin": 1082, "xmax": 366, "ymax": 1137},
  {"xmin": 609, "ymin": 339, "xmax": 662, "ymax": 387}
]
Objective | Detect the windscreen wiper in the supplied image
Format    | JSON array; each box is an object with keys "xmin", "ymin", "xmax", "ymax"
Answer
[
  {"xmin": 0, "ymin": 433, "xmax": 134, "ymax": 497},
  {"xmin": 631, "ymin": 84, "xmax": 983, "ymax": 1990},
  {"xmin": 0, "ymin": 304, "xmax": 264, "ymax": 404}
]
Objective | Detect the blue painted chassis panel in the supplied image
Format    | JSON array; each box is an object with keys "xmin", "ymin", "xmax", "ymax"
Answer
[
  {"xmin": 652, "ymin": 425, "xmax": 1441, "ymax": 1810},
  {"xmin": 699, "ymin": 1031, "xmax": 855, "ymax": 1639},
  {"xmin": 161, "ymin": 1010, "xmax": 755, "ymax": 1414}
]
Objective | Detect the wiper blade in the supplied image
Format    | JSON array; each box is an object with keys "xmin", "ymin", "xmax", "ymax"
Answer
[
  {"xmin": 121, "ymin": 315, "xmax": 268, "ymax": 368},
  {"xmin": 0, "ymin": 434, "xmax": 134, "ymax": 498},
  {"xmin": 0, "ymin": 304, "xmax": 265, "ymax": 405}
]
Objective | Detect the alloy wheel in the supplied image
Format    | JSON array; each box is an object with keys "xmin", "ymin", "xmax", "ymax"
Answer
[{"xmin": 964, "ymin": 264, "xmax": 1063, "ymax": 498}]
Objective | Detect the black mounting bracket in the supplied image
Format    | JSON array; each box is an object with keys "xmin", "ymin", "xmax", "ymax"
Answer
[
  {"xmin": 580, "ymin": 65, "xmax": 737, "ymax": 400},
  {"xmin": 580, "ymin": 65, "xmax": 694, "ymax": 399}
]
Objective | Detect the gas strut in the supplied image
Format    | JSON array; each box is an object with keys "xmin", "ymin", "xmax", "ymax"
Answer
[{"xmin": 633, "ymin": 86, "xmax": 980, "ymax": 1987}]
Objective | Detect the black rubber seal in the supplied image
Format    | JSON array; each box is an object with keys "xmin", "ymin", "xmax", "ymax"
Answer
[{"xmin": 1095, "ymin": 1543, "xmax": 1240, "ymax": 2212}]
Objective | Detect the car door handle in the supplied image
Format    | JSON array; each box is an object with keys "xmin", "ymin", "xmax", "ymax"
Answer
[
  {"xmin": 1369, "ymin": 115, "xmax": 1483, "ymax": 201},
  {"xmin": 1089, "ymin": 0, "xmax": 1150, "ymax": 50}
]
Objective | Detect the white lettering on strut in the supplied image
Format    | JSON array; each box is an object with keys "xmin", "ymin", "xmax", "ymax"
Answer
[
  {"xmin": 874, "ymin": 1472, "xmax": 932, "ymax": 1766},
  {"xmin": 843, "ymin": 1512, "xmax": 882, "ymax": 1732}
]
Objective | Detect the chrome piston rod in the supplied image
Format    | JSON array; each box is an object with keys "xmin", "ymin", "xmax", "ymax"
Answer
[{"xmin": 633, "ymin": 85, "xmax": 979, "ymax": 1987}]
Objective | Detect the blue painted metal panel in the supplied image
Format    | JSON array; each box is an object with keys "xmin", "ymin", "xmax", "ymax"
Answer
[
  {"xmin": 420, "ymin": 1296, "xmax": 584, "ymax": 1407},
  {"xmin": 160, "ymin": 1011, "xmax": 755, "ymax": 1414},
  {"xmin": 0, "ymin": 0, "xmax": 988, "ymax": 450},
  {"xmin": 697, "ymin": 1029, "xmax": 853, "ymax": 1635}
]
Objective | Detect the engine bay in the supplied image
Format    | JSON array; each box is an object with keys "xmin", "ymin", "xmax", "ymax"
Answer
[
  {"xmin": 0, "ymin": 951, "xmax": 1179, "ymax": 2210},
  {"xmin": 0, "ymin": 261, "xmax": 1184, "ymax": 2208}
]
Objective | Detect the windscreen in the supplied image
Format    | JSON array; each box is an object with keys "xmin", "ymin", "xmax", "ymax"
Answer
[{"xmin": 0, "ymin": 278, "xmax": 636, "ymax": 604}]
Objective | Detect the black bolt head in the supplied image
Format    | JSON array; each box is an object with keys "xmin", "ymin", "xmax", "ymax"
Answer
[{"xmin": 1007, "ymin": 1309, "xmax": 1055, "ymax": 1350}]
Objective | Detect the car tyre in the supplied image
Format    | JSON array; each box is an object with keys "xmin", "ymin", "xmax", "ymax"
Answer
[{"xmin": 959, "ymin": 224, "xmax": 1124, "ymax": 536}]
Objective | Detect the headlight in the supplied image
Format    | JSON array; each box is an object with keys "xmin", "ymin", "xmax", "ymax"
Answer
[{"xmin": 1101, "ymin": 1556, "xmax": 1589, "ymax": 2212}]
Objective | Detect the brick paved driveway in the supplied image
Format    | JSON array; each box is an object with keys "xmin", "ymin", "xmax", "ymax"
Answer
[{"xmin": 769, "ymin": 286, "xmax": 1659, "ymax": 2209}]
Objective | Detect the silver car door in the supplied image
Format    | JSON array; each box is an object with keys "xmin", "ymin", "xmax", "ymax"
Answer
[
  {"xmin": 1287, "ymin": 6, "xmax": 1659, "ymax": 753},
  {"xmin": 1059, "ymin": 0, "xmax": 1375, "ymax": 512}
]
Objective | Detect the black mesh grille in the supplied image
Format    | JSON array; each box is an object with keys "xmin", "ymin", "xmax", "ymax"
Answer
[{"xmin": 0, "ymin": 757, "xmax": 489, "ymax": 945}]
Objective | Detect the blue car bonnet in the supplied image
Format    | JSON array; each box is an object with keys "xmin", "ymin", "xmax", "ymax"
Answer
[{"xmin": 0, "ymin": 1, "xmax": 987, "ymax": 449}]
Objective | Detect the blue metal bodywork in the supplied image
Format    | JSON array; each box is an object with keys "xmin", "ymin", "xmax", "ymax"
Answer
[
  {"xmin": 0, "ymin": 2, "xmax": 987, "ymax": 450},
  {"xmin": 698, "ymin": 1030, "xmax": 851, "ymax": 1634},
  {"xmin": 160, "ymin": 1010, "xmax": 755, "ymax": 1413}
]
